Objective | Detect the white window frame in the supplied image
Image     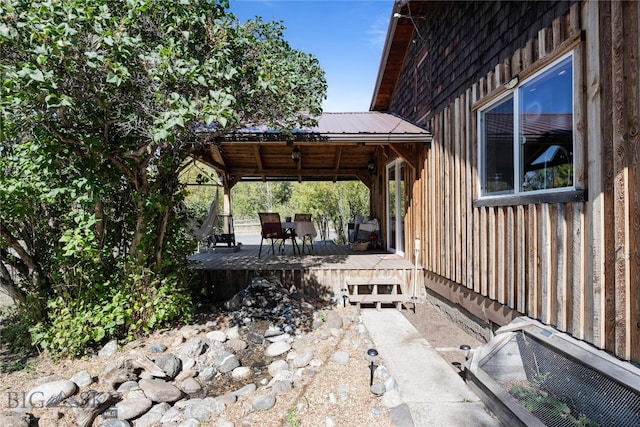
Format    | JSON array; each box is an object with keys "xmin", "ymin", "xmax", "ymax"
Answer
[{"xmin": 478, "ymin": 51, "xmax": 576, "ymax": 199}]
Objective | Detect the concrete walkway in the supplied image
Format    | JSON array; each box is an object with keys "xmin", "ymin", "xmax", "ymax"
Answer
[{"xmin": 361, "ymin": 309, "xmax": 504, "ymax": 427}]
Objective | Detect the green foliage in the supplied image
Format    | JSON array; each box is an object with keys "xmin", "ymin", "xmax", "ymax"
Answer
[
  {"xmin": 286, "ymin": 405, "xmax": 302, "ymax": 427},
  {"xmin": 30, "ymin": 267, "xmax": 193, "ymax": 358},
  {"xmin": 510, "ymin": 377, "xmax": 599, "ymax": 427},
  {"xmin": 0, "ymin": 306, "xmax": 37, "ymax": 371},
  {"xmin": 230, "ymin": 182, "xmax": 293, "ymax": 219},
  {"xmin": 0, "ymin": 0, "xmax": 325, "ymax": 358}
]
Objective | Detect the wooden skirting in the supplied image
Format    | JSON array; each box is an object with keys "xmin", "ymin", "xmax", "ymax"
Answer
[
  {"xmin": 424, "ymin": 271, "xmax": 522, "ymax": 328},
  {"xmin": 190, "ymin": 243, "xmax": 424, "ymax": 303}
]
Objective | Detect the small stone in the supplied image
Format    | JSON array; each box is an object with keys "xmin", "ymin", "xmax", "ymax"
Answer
[
  {"xmin": 326, "ymin": 415, "xmax": 337, "ymax": 427},
  {"xmin": 148, "ymin": 343, "xmax": 167, "ymax": 353},
  {"xmin": 268, "ymin": 359, "xmax": 289, "ymax": 377},
  {"xmin": 265, "ymin": 341, "xmax": 291, "ymax": 357},
  {"xmin": 337, "ymin": 384, "xmax": 350, "ymax": 401},
  {"xmin": 252, "ymin": 394, "xmax": 276, "ymax": 411},
  {"xmin": 116, "ymin": 381, "xmax": 139, "ymax": 393},
  {"xmin": 115, "ymin": 397, "xmax": 153, "ymax": 420},
  {"xmin": 70, "ymin": 370, "xmax": 93, "ymax": 387},
  {"xmin": 0, "ymin": 412, "xmax": 33, "ymax": 427},
  {"xmin": 226, "ymin": 338, "xmax": 248, "ymax": 352},
  {"xmin": 370, "ymin": 382, "xmax": 386, "ymax": 396},
  {"xmin": 206, "ymin": 330, "xmax": 227, "ymax": 342},
  {"xmin": 180, "ymin": 337, "xmax": 209, "ymax": 358},
  {"xmin": 264, "ymin": 326, "xmax": 283, "ymax": 338},
  {"xmin": 293, "ymin": 349, "xmax": 314, "ymax": 368},
  {"xmin": 139, "ymin": 378, "xmax": 183, "ymax": 403},
  {"xmin": 198, "ymin": 366, "xmax": 217, "ymax": 381},
  {"xmin": 179, "ymin": 377, "xmax": 203, "ymax": 395},
  {"xmin": 325, "ymin": 311, "xmax": 343, "ymax": 329},
  {"xmin": 270, "ymin": 380, "xmax": 292, "ymax": 395},
  {"xmin": 98, "ymin": 340, "xmax": 118, "ymax": 357},
  {"xmin": 154, "ymin": 353, "xmax": 182, "ymax": 379},
  {"xmin": 99, "ymin": 420, "xmax": 132, "ymax": 427},
  {"xmin": 226, "ymin": 326, "xmax": 240, "ymax": 340},
  {"xmin": 381, "ymin": 389, "xmax": 404, "ymax": 408},
  {"xmin": 233, "ymin": 383, "xmax": 256, "ymax": 398},
  {"xmin": 175, "ymin": 368, "xmax": 197, "ymax": 382},
  {"xmin": 216, "ymin": 419, "xmax": 235, "ymax": 427},
  {"xmin": 218, "ymin": 354, "xmax": 240, "ymax": 373},
  {"xmin": 231, "ymin": 366, "xmax": 252, "ymax": 381},
  {"xmin": 332, "ymin": 350, "xmax": 350, "ymax": 365}
]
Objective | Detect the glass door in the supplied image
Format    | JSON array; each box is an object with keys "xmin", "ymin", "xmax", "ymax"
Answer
[{"xmin": 386, "ymin": 159, "xmax": 405, "ymax": 256}]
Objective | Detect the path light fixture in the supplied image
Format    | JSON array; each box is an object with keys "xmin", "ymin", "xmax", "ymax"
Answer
[
  {"xmin": 460, "ymin": 344, "xmax": 471, "ymax": 361},
  {"xmin": 291, "ymin": 146, "xmax": 301, "ymax": 163},
  {"xmin": 460, "ymin": 344, "xmax": 471, "ymax": 380},
  {"xmin": 366, "ymin": 348, "xmax": 379, "ymax": 386}
]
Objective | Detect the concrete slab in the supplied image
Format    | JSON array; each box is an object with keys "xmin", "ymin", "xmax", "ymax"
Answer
[{"xmin": 361, "ymin": 309, "xmax": 504, "ymax": 427}]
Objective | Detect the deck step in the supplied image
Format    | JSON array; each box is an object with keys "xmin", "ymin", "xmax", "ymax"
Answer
[{"xmin": 344, "ymin": 277, "xmax": 414, "ymax": 311}]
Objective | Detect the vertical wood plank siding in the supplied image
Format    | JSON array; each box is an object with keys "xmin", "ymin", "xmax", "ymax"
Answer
[{"xmin": 394, "ymin": 1, "xmax": 640, "ymax": 362}]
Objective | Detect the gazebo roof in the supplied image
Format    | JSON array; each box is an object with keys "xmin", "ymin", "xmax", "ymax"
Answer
[{"xmin": 191, "ymin": 112, "xmax": 431, "ymax": 185}]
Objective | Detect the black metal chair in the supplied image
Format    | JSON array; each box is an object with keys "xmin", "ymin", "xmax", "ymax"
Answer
[{"xmin": 258, "ymin": 212, "xmax": 295, "ymax": 257}]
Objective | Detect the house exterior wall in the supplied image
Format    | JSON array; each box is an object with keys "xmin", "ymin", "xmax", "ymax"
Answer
[{"xmin": 386, "ymin": 0, "xmax": 640, "ymax": 363}]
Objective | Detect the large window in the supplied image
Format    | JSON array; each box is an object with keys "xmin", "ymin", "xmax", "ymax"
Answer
[{"xmin": 479, "ymin": 53, "xmax": 574, "ymax": 197}]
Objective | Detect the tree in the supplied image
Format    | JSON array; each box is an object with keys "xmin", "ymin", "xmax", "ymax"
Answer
[
  {"xmin": 0, "ymin": 0, "xmax": 326, "ymax": 356},
  {"xmin": 290, "ymin": 181, "xmax": 368, "ymax": 242}
]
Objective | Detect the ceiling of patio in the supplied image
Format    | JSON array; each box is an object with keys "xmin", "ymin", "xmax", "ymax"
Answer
[{"xmin": 190, "ymin": 112, "xmax": 431, "ymax": 185}]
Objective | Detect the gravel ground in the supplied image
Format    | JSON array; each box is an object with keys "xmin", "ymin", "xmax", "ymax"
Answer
[{"xmin": 0, "ymin": 295, "xmax": 489, "ymax": 426}]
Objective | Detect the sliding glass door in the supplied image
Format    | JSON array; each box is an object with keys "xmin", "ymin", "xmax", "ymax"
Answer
[{"xmin": 386, "ymin": 159, "xmax": 405, "ymax": 256}]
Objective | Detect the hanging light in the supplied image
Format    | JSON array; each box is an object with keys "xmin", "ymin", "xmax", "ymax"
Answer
[
  {"xmin": 367, "ymin": 158, "xmax": 376, "ymax": 173},
  {"xmin": 291, "ymin": 146, "xmax": 301, "ymax": 163}
]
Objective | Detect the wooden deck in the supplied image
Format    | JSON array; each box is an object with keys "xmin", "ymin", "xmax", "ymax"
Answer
[{"xmin": 189, "ymin": 241, "xmax": 425, "ymax": 303}]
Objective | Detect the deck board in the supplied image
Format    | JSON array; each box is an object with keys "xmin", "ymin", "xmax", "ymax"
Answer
[{"xmin": 188, "ymin": 242, "xmax": 423, "ymax": 302}]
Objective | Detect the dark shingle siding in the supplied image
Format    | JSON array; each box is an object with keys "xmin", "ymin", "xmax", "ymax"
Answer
[{"xmin": 389, "ymin": 0, "xmax": 577, "ymax": 124}]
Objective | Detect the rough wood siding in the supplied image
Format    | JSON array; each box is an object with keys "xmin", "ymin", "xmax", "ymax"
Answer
[{"xmin": 395, "ymin": 1, "xmax": 640, "ymax": 363}]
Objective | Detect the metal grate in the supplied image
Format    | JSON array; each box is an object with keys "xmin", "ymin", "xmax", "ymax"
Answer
[{"xmin": 484, "ymin": 331, "xmax": 640, "ymax": 427}]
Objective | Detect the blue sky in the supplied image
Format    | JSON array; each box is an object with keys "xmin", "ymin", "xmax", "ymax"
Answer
[{"xmin": 229, "ymin": 0, "xmax": 394, "ymax": 112}]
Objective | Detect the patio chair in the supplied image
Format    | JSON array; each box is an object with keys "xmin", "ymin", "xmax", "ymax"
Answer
[
  {"xmin": 258, "ymin": 212, "xmax": 294, "ymax": 258},
  {"xmin": 294, "ymin": 213, "xmax": 314, "ymax": 252}
]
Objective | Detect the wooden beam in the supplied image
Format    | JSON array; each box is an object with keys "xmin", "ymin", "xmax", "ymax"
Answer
[
  {"xmin": 333, "ymin": 146, "xmax": 343, "ymax": 182},
  {"xmin": 388, "ymin": 143, "xmax": 417, "ymax": 171}
]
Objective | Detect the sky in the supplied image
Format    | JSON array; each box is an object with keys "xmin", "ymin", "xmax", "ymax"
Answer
[{"xmin": 229, "ymin": 0, "xmax": 394, "ymax": 112}]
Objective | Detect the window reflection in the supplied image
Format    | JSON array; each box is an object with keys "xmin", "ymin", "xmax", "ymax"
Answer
[
  {"xmin": 520, "ymin": 56, "xmax": 573, "ymax": 191},
  {"xmin": 483, "ymin": 98, "xmax": 514, "ymax": 194}
]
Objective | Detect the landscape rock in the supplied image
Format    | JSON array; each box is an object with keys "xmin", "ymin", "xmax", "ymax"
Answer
[
  {"xmin": 148, "ymin": 343, "xmax": 167, "ymax": 353},
  {"xmin": 0, "ymin": 412, "xmax": 33, "ymax": 427},
  {"xmin": 231, "ymin": 366, "xmax": 252, "ymax": 381},
  {"xmin": 252, "ymin": 394, "xmax": 276, "ymax": 411},
  {"xmin": 178, "ymin": 377, "xmax": 203, "ymax": 395},
  {"xmin": 115, "ymin": 397, "xmax": 153, "ymax": 420},
  {"xmin": 99, "ymin": 420, "xmax": 132, "ymax": 427},
  {"xmin": 265, "ymin": 341, "xmax": 291, "ymax": 357},
  {"xmin": 70, "ymin": 370, "xmax": 94, "ymax": 388},
  {"xmin": 26, "ymin": 379, "xmax": 77, "ymax": 408},
  {"xmin": 154, "ymin": 353, "xmax": 182, "ymax": 379},
  {"xmin": 139, "ymin": 379, "xmax": 183, "ymax": 403},
  {"xmin": 325, "ymin": 311, "xmax": 343, "ymax": 329},
  {"xmin": 332, "ymin": 350, "xmax": 350, "ymax": 365},
  {"xmin": 98, "ymin": 340, "xmax": 118, "ymax": 357},
  {"xmin": 293, "ymin": 349, "xmax": 314, "ymax": 368},
  {"xmin": 180, "ymin": 337, "xmax": 209, "ymax": 358}
]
